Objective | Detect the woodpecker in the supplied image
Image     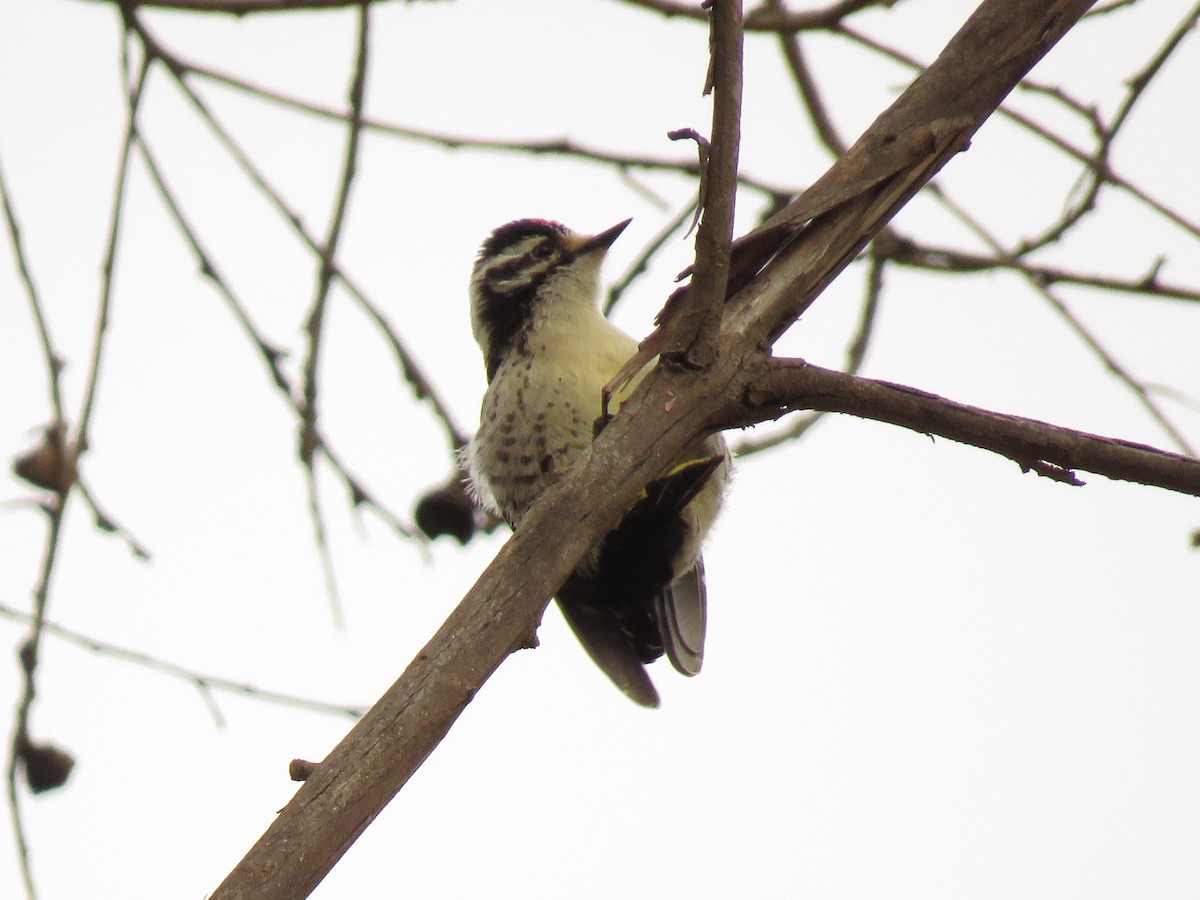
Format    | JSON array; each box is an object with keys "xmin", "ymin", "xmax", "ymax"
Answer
[{"xmin": 465, "ymin": 217, "xmax": 729, "ymax": 707}]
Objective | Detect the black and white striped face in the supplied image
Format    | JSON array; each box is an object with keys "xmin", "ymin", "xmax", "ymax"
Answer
[{"xmin": 469, "ymin": 218, "xmax": 629, "ymax": 380}]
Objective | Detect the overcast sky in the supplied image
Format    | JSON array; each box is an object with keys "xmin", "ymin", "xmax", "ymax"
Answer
[{"xmin": 2, "ymin": 1, "xmax": 1199, "ymax": 898}]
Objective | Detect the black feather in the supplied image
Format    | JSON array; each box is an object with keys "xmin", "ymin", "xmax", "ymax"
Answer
[
  {"xmin": 479, "ymin": 218, "xmax": 566, "ymax": 258},
  {"xmin": 555, "ymin": 456, "xmax": 723, "ymax": 704},
  {"xmin": 475, "ymin": 219, "xmax": 572, "ymax": 381}
]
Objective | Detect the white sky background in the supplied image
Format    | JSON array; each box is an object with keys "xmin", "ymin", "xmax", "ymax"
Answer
[{"xmin": 2, "ymin": 0, "xmax": 1199, "ymax": 897}]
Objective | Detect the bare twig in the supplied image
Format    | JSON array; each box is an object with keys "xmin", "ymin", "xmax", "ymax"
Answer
[
  {"xmin": 663, "ymin": 0, "xmax": 742, "ymax": 367},
  {"xmin": 6, "ymin": 507, "xmax": 66, "ymax": 900},
  {"xmin": 134, "ymin": 130, "xmax": 418, "ymax": 539},
  {"xmin": 1085, "ymin": 0, "xmax": 1139, "ymax": 15},
  {"xmin": 666, "ymin": 128, "xmax": 709, "ymax": 237},
  {"xmin": 836, "ymin": 20, "xmax": 1200, "ymax": 242},
  {"xmin": 74, "ymin": 60, "xmax": 148, "ymax": 467},
  {"xmin": 890, "ymin": 240, "xmax": 1200, "ymax": 304},
  {"xmin": 75, "ymin": 479, "xmax": 153, "ymax": 560},
  {"xmin": 4, "ymin": 48, "xmax": 150, "ymax": 900},
  {"xmin": 604, "ymin": 199, "xmax": 698, "ymax": 316},
  {"xmin": 135, "ymin": 135, "xmax": 291, "ymax": 392},
  {"xmin": 0, "ymin": 158, "xmax": 65, "ymax": 428},
  {"xmin": 1015, "ymin": 1, "xmax": 1200, "ymax": 255},
  {"xmin": 921, "ymin": 184, "xmax": 1196, "ymax": 456},
  {"xmin": 0, "ymin": 602, "xmax": 366, "ymax": 720},
  {"xmin": 298, "ymin": 5, "xmax": 371, "ymax": 626},
  {"xmin": 178, "ymin": 57, "xmax": 793, "ymax": 198},
  {"xmin": 771, "ymin": 3, "xmax": 849, "ymax": 157},
  {"xmin": 126, "ymin": 15, "xmax": 469, "ymax": 454},
  {"xmin": 607, "ymin": 0, "xmax": 743, "ymax": 394}
]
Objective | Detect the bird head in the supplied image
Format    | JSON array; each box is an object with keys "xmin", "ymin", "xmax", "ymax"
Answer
[{"xmin": 469, "ymin": 218, "xmax": 631, "ymax": 379}]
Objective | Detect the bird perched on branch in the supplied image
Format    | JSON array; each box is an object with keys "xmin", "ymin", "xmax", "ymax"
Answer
[{"xmin": 465, "ymin": 217, "xmax": 729, "ymax": 707}]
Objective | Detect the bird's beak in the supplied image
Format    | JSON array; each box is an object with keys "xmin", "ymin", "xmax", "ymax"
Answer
[{"xmin": 572, "ymin": 218, "xmax": 632, "ymax": 255}]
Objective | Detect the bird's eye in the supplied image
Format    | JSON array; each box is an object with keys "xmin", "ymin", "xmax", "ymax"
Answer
[{"xmin": 532, "ymin": 242, "xmax": 555, "ymax": 260}]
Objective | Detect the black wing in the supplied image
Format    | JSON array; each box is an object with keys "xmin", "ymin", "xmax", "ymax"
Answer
[{"xmin": 555, "ymin": 455, "xmax": 723, "ymax": 705}]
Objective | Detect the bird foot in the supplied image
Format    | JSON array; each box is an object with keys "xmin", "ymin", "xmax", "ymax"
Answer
[{"xmin": 540, "ymin": 454, "xmax": 565, "ymax": 479}]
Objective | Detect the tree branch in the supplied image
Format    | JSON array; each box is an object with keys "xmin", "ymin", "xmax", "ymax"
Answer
[
  {"xmin": 177, "ymin": 55, "xmax": 792, "ymax": 196},
  {"xmin": 298, "ymin": 4, "xmax": 371, "ymax": 627},
  {"xmin": 738, "ymin": 357, "xmax": 1200, "ymax": 495},
  {"xmin": 723, "ymin": 0, "xmax": 1099, "ymax": 343},
  {"xmin": 0, "ymin": 602, "xmax": 366, "ymax": 720},
  {"xmin": 210, "ymin": 2, "xmax": 1100, "ymax": 897},
  {"xmin": 661, "ymin": 0, "xmax": 742, "ymax": 365}
]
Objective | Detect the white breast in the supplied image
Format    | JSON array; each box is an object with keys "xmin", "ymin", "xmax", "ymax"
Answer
[{"xmin": 467, "ymin": 302, "xmax": 638, "ymax": 525}]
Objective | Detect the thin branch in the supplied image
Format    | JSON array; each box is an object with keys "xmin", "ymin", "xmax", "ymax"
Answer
[
  {"xmin": 348, "ymin": 294, "xmax": 470, "ymax": 452},
  {"xmin": 890, "ymin": 240, "xmax": 1200, "ymax": 304},
  {"xmin": 836, "ymin": 20, "xmax": 1200, "ymax": 243},
  {"xmin": 6, "ymin": 508, "xmax": 66, "ymax": 900},
  {"xmin": 127, "ymin": 15, "xmax": 469, "ymax": 454},
  {"xmin": 604, "ymin": 198, "xmax": 698, "ymax": 316},
  {"xmin": 74, "ymin": 57, "xmax": 148, "ymax": 466},
  {"xmin": 1085, "ymin": 0, "xmax": 1139, "ymax": 15},
  {"xmin": 1044, "ymin": 293, "xmax": 1195, "ymax": 455},
  {"xmin": 0, "ymin": 156, "xmax": 65, "ymax": 428},
  {"xmin": 1016, "ymin": 79, "xmax": 1104, "ymax": 128},
  {"xmin": 5, "ymin": 47, "xmax": 149, "ymax": 900},
  {"xmin": 614, "ymin": 166, "xmax": 672, "ymax": 211},
  {"xmin": 724, "ymin": 6, "xmax": 911, "ymax": 459},
  {"xmin": 0, "ymin": 602, "xmax": 366, "ymax": 720},
  {"xmin": 298, "ymin": 4, "xmax": 371, "ymax": 627},
  {"xmin": 305, "ymin": 470, "xmax": 344, "ymax": 627},
  {"xmin": 920, "ymin": 184, "xmax": 1197, "ymax": 456},
  {"xmin": 299, "ymin": 6, "xmax": 370, "ymax": 460},
  {"xmin": 845, "ymin": 251, "xmax": 887, "ymax": 375},
  {"xmin": 771, "ymin": 3, "xmax": 849, "ymax": 157},
  {"xmin": 75, "ymin": 479, "xmax": 153, "ymax": 560},
  {"xmin": 660, "ymin": 0, "xmax": 743, "ymax": 365},
  {"xmin": 1005, "ymin": 100, "xmax": 1200, "ymax": 243},
  {"xmin": 834, "ymin": 24, "xmax": 1103, "ymax": 135},
  {"xmin": 605, "ymin": 0, "xmax": 745, "ymax": 393},
  {"xmin": 135, "ymin": 135, "xmax": 291, "ymax": 391},
  {"xmin": 1014, "ymin": 0, "xmax": 1200, "ymax": 255},
  {"xmin": 135, "ymin": 130, "xmax": 418, "ymax": 538},
  {"xmin": 603, "ymin": 2, "xmax": 745, "ymax": 398},
  {"xmin": 178, "ymin": 57, "xmax": 793, "ymax": 197}
]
